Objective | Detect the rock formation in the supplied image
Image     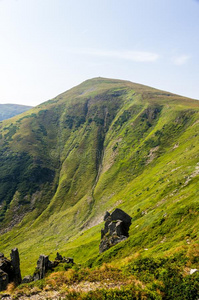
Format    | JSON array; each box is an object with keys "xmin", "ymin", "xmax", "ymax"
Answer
[
  {"xmin": 0, "ymin": 269, "xmax": 8, "ymax": 291},
  {"xmin": 31, "ymin": 252, "xmax": 74, "ymax": 282},
  {"xmin": 10, "ymin": 248, "xmax": 22, "ymax": 285},
  {"xmin": 0, "ymin": 248, "xmax": 75, "ymax": 290},
  {"xmin": 33, "ymin": 255, "xmax": 53, "ymax": 281},
  {"xmin": 99, "ymin": 208, "xmax": 132, "ymax": 253},
  {"xmin": 54, "ymin": 252, "xmax": 74, "ymax": 264},
  {"xmin": 0, "ymin": 247, "xmax": 74, "ymax": 290},
  {"xmin": 0, "ymin": 248, "xmax": 22, "ymax": 291}
]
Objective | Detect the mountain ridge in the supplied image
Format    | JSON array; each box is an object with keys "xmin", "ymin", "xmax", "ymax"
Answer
[
  {"xmin": 0, "ymin": 77, "xmax": 198, "ymax": 277},
  {"xmin": 0, "ymin": 103, "xmax": 33, "ymax": 121}
]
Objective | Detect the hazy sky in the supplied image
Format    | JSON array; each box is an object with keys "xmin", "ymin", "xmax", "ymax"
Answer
[{"xmin": 0, "ymin": 0, "xmax": 199, "ymax": 106}]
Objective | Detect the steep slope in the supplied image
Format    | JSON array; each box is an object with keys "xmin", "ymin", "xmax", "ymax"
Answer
[
  {"xmin": 0, "ymin": 78, "xmax": 198, "ymax": 276},
  {"xmin": 0, "ymin": 104, "xmax": 32, "ymax": 121}
]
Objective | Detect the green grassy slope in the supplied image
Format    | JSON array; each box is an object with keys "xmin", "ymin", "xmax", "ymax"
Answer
[
  {"xmin": 0, "ymin": 104, "xmax": 32, "ymax": 121},
  {"xmin": 0, "ymin": 78, "xmax": 198, "ymax": 276}
]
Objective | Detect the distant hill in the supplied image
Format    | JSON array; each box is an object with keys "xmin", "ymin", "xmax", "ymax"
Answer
[
  {"xmin": 0, "ymin": 104, "xmax": 32, "ymax": 121},
  {"xmin": 0, "ymin": 77, "xmax": 198, "ymax": 280}
]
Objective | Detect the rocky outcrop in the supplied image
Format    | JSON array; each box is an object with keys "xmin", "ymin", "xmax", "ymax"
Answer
[
  {"xmin": 31, "ymin": 252, "xmax": 74, "ymax": 282},
  {"xmin": 54, "ymin": 252, "xmax": 74, "ymax": 264},
  {"xmin": 33, "ymin": 255, "xmax": 53, "ymax": 281},
  {"xmin": 0, "ymin": 248, "xmax": 74, "ymax": 290},
  {"xmin": 99, "ymin": 208, "xmax": 132, "ymax": 253},
  {"xmin": 0, "ymin": 248, "xmax": 21, "ymax": 291},
  {"xmin": 10, "ymin": 248, "xmax": 22, "ymax": 285}
]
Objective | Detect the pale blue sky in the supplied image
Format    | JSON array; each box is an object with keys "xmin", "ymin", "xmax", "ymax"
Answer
[{"xmin": 0, "ymin": 0, "xmax": 199, "ymax": 106}]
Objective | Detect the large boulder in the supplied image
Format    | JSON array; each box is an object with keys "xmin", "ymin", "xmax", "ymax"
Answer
[{"xmin": 99, "ymin": 208, "xmax": 132, "ymax": 253}]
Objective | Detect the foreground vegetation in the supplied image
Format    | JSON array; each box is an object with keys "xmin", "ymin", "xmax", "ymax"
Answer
[{"xmin": 2, "ymin": 254, "xmax": 198, "ymax": 299}]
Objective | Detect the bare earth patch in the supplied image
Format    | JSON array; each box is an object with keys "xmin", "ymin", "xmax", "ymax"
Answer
[{"xmin": 146, "ymin": 146, "xmax": 159, "ymax": 164}]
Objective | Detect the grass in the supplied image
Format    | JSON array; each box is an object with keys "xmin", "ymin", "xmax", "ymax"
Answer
[{"xmin": 0, "ymin": 77, "xmax": 198, "ymax": 292}]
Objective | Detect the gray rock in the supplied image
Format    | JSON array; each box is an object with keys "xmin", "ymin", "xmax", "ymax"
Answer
[
  {"xmin": 0, "ymin": 248, "xmax": 22, "ymax": 291},
  {"xmin": 0, "ymin": 269, "xmax": 9, "ymax": 292},
  {"xmin": 115, "ymin": 220, "xmax": 124, "ymax": 236},
  {"xmin": 111, "ymin": 208, "xmax": 131, "ymax": 237},
  {"xmin": 108, "ymin": 221, "xmax": 117, "ymax": 235},
  {"xmin": 34, "ymin": 255, "xmax": 50, "ymax": 280},
  {"xmin": 111, "ymin": 208, "xmax": 131, "ymax": 224},
  {"xmin": 33, "ymin": 253, "xmax": 74, "ymax": 281},
  {"xmin": 10, "ymin": 248, "xmax": 22, "ymax": 285},
  {"xmin": 22, "ymin": 275, "xmax": 34, "ymax": 283},
  {"xmin": 99, "ymin": 208, "xmax": 131, "ymax": 253},
  {"xmin": 0, "ymin": 255, "xmax": 11, "ymax": 291},
  {"xmin": 104, "ymin": 216, "xmax": 111, "ymax": 234},
  {"xmin": 0, "ymin": 257, "xmax": 12, "ymax": 276},
  {"xmin": 99, "ymin": 235, "xmax": 127, "ymax": 253}
]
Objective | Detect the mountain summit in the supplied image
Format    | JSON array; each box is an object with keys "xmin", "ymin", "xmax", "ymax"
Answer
[{"xmin": 0, "ymin": 78, "xmax": 198, "ymax": 275}]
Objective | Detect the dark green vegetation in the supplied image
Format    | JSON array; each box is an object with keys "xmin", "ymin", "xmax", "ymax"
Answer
[
  {"xmin": 0, "ymin": 78, "xmax": 198, "ymax": 298},
  {"xmin": 0, "ymin": 104, "xmax": 32, "ymax": 121}
]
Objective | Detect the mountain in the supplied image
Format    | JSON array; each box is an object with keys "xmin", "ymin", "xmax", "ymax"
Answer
[
  {"xmin": 0, "ymin": 77, "xmax": 198, "ymax": 278},
  {"xmin": 0, "ymin": 104, "xmax": 32, "ymax": 121}
]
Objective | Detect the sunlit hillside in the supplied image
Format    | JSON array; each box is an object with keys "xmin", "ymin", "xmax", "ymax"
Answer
[{"xmin": 0, "ymin": 78, "xmax": 198, "ymax": 288}]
